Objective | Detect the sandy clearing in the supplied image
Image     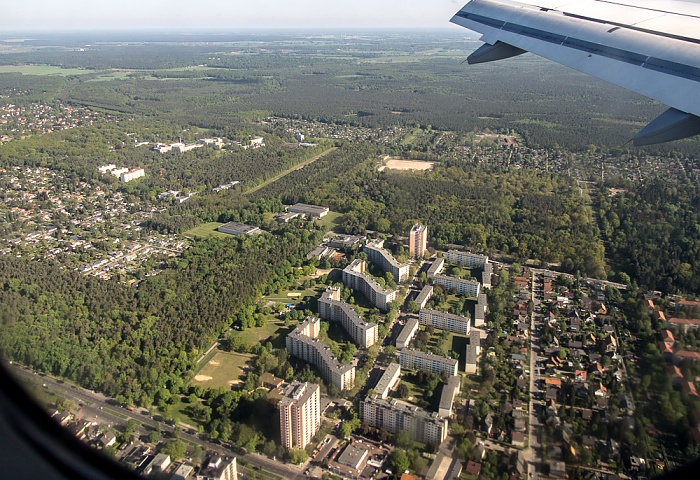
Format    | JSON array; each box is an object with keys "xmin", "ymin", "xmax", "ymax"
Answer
[
  {"xmin": 379, "ymin": 159, "xmax": 435, "ymax": 172},
  {"xmin": 194, "ymin": 375, "xmax": 213, "ymax": 382}
]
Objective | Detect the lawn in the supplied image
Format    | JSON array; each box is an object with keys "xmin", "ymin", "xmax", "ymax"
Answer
[
  {"xmin": 183, "ymin": 222, "xmax": 233, "ymax": 239},
  {"xmin": 229, "ymin": 318, "xmax": 291, "ymax": 349},
  {"xmin": 0, "ymin": 65, "xmax": 92, "ymax": 76},
  {"xmin": 190, "ymin": 350, "xmax": 255, "ymax": 389},
  {"xmin": 316, "ymin": 211, "xmax": 344, "ymax": 231},
  {"xmin": 263, "ymin": 284, "xmax": 324, "ymax": 306}
]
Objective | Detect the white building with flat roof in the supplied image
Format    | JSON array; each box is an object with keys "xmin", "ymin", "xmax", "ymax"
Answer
[
  {"xmin": 318, "ymin": 287, "xmax": 378, "ymax": 348},
  {"xmin": 433, "ymin": 274, "xmax": 481, "ymax": 297},
  {"xmin": 119, "ymin": 168, "xmax": 145, "ymax": 183},
  {"xmin": 465, "ymin": 329, "xmax": 482, "ymax": 374},
  {"xmin": 363, "ymin": 239, "xmax": 410, "ymax": 282},
  {"xmin": 374, "ymin": 363, "xmax": 401, "ymax": 399},
  {"xmin": 399, "ymin": 349, "xmax": 458, "ymax": 377},
  {"xmin": 446, "ymin": 250, "xmax": 488, "ymax": 268},
  {"xmin": 409, "ymin": 224, "xmax": 427, "ymax": 259},
  {"xmin": 342, "ymin": 259, "xmax": 397, "ymax": 311},
  {"xmin": 286, "ymin": 317, "xmax": 355, "ymax": 391},
  {"xmin": 360, "ymin": 395, "xmax": 447, "ymax": 445},
  {"xmin": 415, "ymin": 285, "xmax": 433, "ymax": 310},
  {"xmin": 288, "ymin": 203, "xmax": 329, "ymax": 218},
  {"xmin": 438, "ymin": 375, "xmax": 461, "ymax": 417},
  {"xmin": 419, "ymin": 308, "xmax": 471, "ymax": 335},
  {"xmin": 279, "ymin": 381, "xmax": 321, "ymax": 449},
  {"xmin": 396, "ymin": 317, "xmax": 420, "ymax": 349}
]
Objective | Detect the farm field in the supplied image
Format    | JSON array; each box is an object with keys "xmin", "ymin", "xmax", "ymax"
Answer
[{"xmin": 0, "ymin": 65, "xmax": 92, "ymax": 76}]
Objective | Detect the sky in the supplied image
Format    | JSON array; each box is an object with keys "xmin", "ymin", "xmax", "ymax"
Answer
[{"xmin": 3, "ymin": 0, "xmax": 467, "ymax": 31}]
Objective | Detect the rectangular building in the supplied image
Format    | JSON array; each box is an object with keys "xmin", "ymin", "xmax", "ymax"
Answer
[
  {"xmin": 446, "ymin": 250, "xmax": 488, "ymax": 268},
  {"xmin": 396, "ymin": 317, "xmax": 420, "ymax": 349},
  {"xmin": 342, "ymin": 259, "xmax": 398, "ymax": 311},
  {"xmin": 196, "ymin": 454, "xmax": 237, "ymax": 480},
  {"xmin": 318, "ymin": 287, "xmax": 378, "ymax": 348},
  {"xmin": 217, "ymin": 221, "xmax": 261, "ymax": 236},
  {"xmin": 482, "ymin": 262, "xmax": 493, "ymax": 288},
  {"xmin": 475, "ymin": 293, "xmax": 488, "ymax": 327},
  {"xmin": 374, "ymin": 363, "xmax": 401, "ymax": 399},
  {"xmin": 465, "ymin": 330, "xmax": 482, "ymax": 374},
  {"xmin": 399, "ymin": 349, "xmax": 458, "ymax": 377},
  {"xmin": 427, "ymin": 257, "xmax": 445, "ymax": 277},
  {"xmin": 433, "ymin": 274, "xmax": 481, "ymax": 297},
  {"xmin": 438, "ymin": 375, "xmax": 461, "ymax": 418},
  {"xmin": 288, "ymin": 203, "xmax": 329, "ymax": 219},
  {"xmin": 419, "ymin": 308, "xmax": 471, "ymax": 335},
  {"xmin": 409, "ymin": 224, "xmax": 428, "ymax": 259},
  {"xmin": 363, "ymin": 239, "xmax": 410, "ymax": 282},
  {"xmin": 360, "ymin": 395, "xmax": 447, "ymax": 445},
  {"xmin": 279, "ymin": 382, "xmax": 321, "ymax": 450},
  {"xmin": 286, "ymin": 317, "xmax": 355, "ymax": 390},
  {"xmin": 415, "ymin": 285, "xmax": 433, "ymax": 310}
]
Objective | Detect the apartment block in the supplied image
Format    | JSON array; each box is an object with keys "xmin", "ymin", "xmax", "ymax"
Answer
[
  {"xmin": 119, "ymin": 168, "xmax": 145, "ymax": 182},
  {"xmin": 482, "ymin": 262, "xmax": 493, "ymax": 288},
  {"xmin": 286, "ymin": 317, "xmax": 355, "ymax": 391},
  {"xmin": 409, "ymin": 224, "xmax": 428, "ymax": 259},
  {"xmin": 363, "ymin": 239, "xmax": 410, "ymax": 282},
  {"xmin": 465, "ymin": 329, "xmax": 482, "ymax": 374},
  {"xmin": 396, "ymin": 317, "xmax": 420, "ymax": 349},
  {"xmin": 475, "ymin": 293, "xmax": 488, "ymax": 327},
  {"xmin": 432, "ymin": 274, "xmax": 481, "ymax": 297},
  {"xmin": 360, "ymin": 395, "xmax": 448, "ymax": 445},
  {"xmin": 445, "ymin": 250, "xmax": 488, "ymax": 268},
  {"xmin": 427, "ymin": 258, "xmax": 445, "ymax": 277},
  {"xmin": 196, "ymin": 454, "xmax": 237, "ymax": 480},
  {"xmin": 318, "ymin": 287, "xmax": 378, "ymax": 348},
  {"xmin": 374, "ymin": 363, "xmax": 401, "ymax": 399},
  {"xmin": 279, "ymin": 382, "xmax": 321, "ymax": 450},
  {"xmin": 415, "ymin": 285, "xmax": 434, "ymax": 310},
  {"xmin": 419, "ymin": 308, "xmax": 471, "ymax": 335},
  {"xmin": 342, "ymin": 259, "xmax": 398, "ymax": 311},
  {"xmin": 399, "ymin": 349, "xmax": 458, "ymax": 377},
  {"xmin": 438, "ymin": 375, "xmax": 461, "ymax": 418}
]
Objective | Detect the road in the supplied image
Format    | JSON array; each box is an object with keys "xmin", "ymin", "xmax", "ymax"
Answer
[{"xmin": 9, "ymin": 364, "xmax": 306, "ymax": 480}]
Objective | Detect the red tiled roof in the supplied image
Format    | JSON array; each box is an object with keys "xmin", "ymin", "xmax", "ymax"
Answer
[
  {"xmin": 676, "ymin": 350, "xmax": 700, "ymax": 360},
  {"xmin": 668, "ymin": 318, "xmax": 700, "ymax": 325}
]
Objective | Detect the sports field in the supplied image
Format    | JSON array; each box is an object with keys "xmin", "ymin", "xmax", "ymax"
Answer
[{"xmin": 191, "ymin": 350, "xmax": 255, "ymax": 389}]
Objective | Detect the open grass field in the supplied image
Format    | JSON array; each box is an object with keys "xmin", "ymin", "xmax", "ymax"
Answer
[
  {"xmin": 183, "ymin": 222, "xmax": 232, "ymax": 239},
  {"xmin": 316, "ymin": 211, "xmax": 344, "ymax": 231},
  {"xmin": 229, "ymin": 318, "xmax": 291, "ymax": 349},
  {"xmin": 244, "ymin": 147, "xmax": 336, "ymax": 195},
  {"xmin": 263, "ymin": 285, "xmax": 323, "ymax": 306},
  {"xmin": 190, "ymin": 350, "xmax": 255, "ymax": 389},
  {"xmin": 0, "ymin": 65, "xmax": 92, "ymax": 76}
]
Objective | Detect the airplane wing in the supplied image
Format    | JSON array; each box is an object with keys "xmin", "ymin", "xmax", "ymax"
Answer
[{"xmin": 451, "ymin": 0, "xmax": 700, "ymax": 145}]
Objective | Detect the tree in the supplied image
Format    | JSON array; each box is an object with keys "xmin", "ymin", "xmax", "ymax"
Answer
[
  {"xmin": 395, "ymin": 429, "xmax": 412, "ymax": 449},
  {"xmin": 390, "ymin": 448, "xmax": 410, "ymax": 476},
  {"xmin": 148, "ymin": 430, "xmax": 160, "ymax": 445},
  {"xmin": 162, "ymin": 438, "xmax": 187, "ymax": 461},
  {"xmin": 396, "ymin": 382, "xmax": 410, "ymax": 399},
  {"xmin": 288, "ymin": 448, "xmax": 309, "ymax": 464}
]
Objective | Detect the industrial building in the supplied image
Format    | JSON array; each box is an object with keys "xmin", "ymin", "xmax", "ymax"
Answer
[
  {"xmin": 217, "ymin": 221, "xmax": 261, "ymax": 236},
  {"xmin": 287, "ymin": 203, "xmax": 329, "ymax": 219}
]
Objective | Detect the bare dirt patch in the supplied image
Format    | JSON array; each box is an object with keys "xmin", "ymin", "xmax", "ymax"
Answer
[
  {"xmin": 194, "ymin": 375, "xmax": 213, "ymax": 382},
  {"xmin": 378, "ymin": 157, "xmax": 435, "ymax": 172}
]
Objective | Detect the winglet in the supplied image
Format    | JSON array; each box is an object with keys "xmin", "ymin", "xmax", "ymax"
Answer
[
  {"xmin": 633, "ymin": 108, "xmax": 700, "ymax": 146},
  {"xmin": 467, "ymin": 41, "xmax": 527, "ymax": 65}
]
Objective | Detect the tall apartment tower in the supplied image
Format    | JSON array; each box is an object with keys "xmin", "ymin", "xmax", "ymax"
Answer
[
  {"xmin": 279, "ymin": 382, "xmax": 321, "ymax": 450},
  {"xmin": 409, "ymin": 224, "xmax": 428, "ymax": 259}
]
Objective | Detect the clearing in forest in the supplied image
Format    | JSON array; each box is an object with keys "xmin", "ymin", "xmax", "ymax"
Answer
[
  {"xmin": 191, "ymin": 351, "xmax": 255, "ymax": 389},
  {"xmin": 378, "ymin": 157, "xmax": 435, "ymax": 172}
]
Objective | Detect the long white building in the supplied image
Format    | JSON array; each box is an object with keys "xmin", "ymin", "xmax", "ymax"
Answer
[
  {"xmin": 465, "ymin": 329, "xmax": 482, "ymax": 374},
  {"xmin": 396, "ymin": 317, "xmax": 420, "ymax": 349},
  {"xmin": 360, "ymin": 395, "xmax": 448, "ymax": 445},
  {"xmin": 432, "ymin": 274, "xmax": 481, "ymax": 297},
  {"xmin": 279, "ymin": 381, "xmax": 321, "ymax": 450},
  {"xmin": 286, "ymin": 317, "xmax": 355, "ymax": 391},
  {"xmin": 342, "ymin": 259, "xmax": 398, "ymax": 311},
  {"xmin": 446, "ymin": 250, "xmax": 488, "ymax": 268},
  {"xmin": 399, "ymin": 349, "xmax": 458, "ymax": 377},
  {"xmin": 438, "ymin": 376, "xmax": 461, "ymax": 418},
  {"xmin": 318, "ymin": 287, "xmax": 378, "ymax": 348},
  {"xmin": 419, "ymin": 308, "xmax": 471, "ymax": 335},
  {"xmin": 363, "ymin": 239, "xmax": 410, "ymax": 282},
  {"xmin": 374, "ymin": 363, "xmax": 401, "ymax": 399}
]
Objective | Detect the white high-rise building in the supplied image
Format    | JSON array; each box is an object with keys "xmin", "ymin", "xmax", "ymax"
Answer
[
  {"xmin": 409, "ymin": 224, "xmax": 428, "ymax": 259},
  {"xmin": 279, "ymin": 381, "xmax": 321, "ymax": 450}
]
